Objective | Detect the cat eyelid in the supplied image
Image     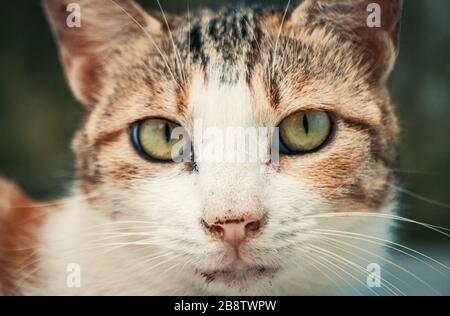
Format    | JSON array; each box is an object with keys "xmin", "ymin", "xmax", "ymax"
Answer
[
  {"xmin": 275, "ymin": 106, "xmax": 375, "ymax": 132},
  {"xmin": 129, "ymin": 114, "xmax": 183, "ymax": 128},
  {"xmin": 130, "ymin": 116, "xmax": 182, "ymax": 127},
  {"xmin": 274, "ymin": 106, "xmax": 335, "ymax": 127}
]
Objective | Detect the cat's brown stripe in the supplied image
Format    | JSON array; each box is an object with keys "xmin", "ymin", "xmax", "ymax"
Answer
[
  {"xmin": 93, "ymin": 129, "xmax": 124, "ymax": 151},
  {"xmin": 338, "ymin": 115, "xmax": 394, "ymax": 167},
  {"xmin": 176, "ymin": 83, "xmax": 190, "ymax": 115},
  {"xmin": 266, "ymin": 80, "xmax": 282, "ymax": 110}
]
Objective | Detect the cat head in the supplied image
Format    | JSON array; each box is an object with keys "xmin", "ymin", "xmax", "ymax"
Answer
[{"xmin": 44, "ymin": 0, "xmax": 401, "ymax": 292}]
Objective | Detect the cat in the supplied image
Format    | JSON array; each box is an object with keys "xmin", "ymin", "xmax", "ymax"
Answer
[{"xmin": 0, "ymin": 0, "xmax": 402, "ymax": 295}]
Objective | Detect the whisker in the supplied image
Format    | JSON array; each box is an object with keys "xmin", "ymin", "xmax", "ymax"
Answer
[
  {"xmin": 109, "ymin": 0, "xmax": 180, "ymax": 87},
  {"xmin": 132, "ymin": 250, "xmax": 175, "ymax": 269},
  {"xmin": 306, "ymin": 245, "xmax": 403, "ymax": 296},
  {"xmin": 84, "ymin": 220, "xmax": 162, "ymax": 231},
  {"xmin": 315, "ymin": 238, "xmax": 406, "ymax": 286},
  {"xmin": 85, "ymin": 225, "xmax": 159, "ymax": 234},
  {"xmin": 291, "ymin": 233, "xmax": 404, "ymax": 295},
  {"xmin": 87, "ymin": 232, "xmax": 157, "ymax": 244},
  {"xmin": 271, "ymin": 0, "xmax": 291, "ymax": 82},
  {"xmin": 187, "ymin": 0, "xmax": 191, "ymax": 71},
  {"xmin": 156, "ymin": 0, "xmax": 186, "ymax": 82},
  {"xmin": 394, "ymin": 168, "xmax": 438, "ymax": 176},
  {"xmin": 315, "ymin": 236, "xmax": 439, "ymax": 295},
  {"xmin": 9, "ymin": 190, "xmax": 101, "ymax": 210},
  {"xmin": 139, "ymin": 252, "xmax": 187, "ymax": 275},
  {"xmin": 391, "ymin": 183, "xmax": 450, "ymax": 209},
  {"xmin": 293, "ymin": 250, "xmax": 348, "ymax": 295},
  {"xmin": 312, "ymin": 229, "xmax": 449, "ymax": 273},
  {"xmin": 303, "ymin": 247, "xmax": 369, "ymax": 295},
  {"xmin": 301, "ymin": 212, "xmax": 450, "ymax": 236}
]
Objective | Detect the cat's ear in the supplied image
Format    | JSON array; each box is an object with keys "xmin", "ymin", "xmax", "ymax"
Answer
[
  {"xmin": 43, "ymin": 0, "xmax": 162, "ymax": 109},
  {"xmin": 289, "ymin": 0, "xmax": 402, "ymax": 83}
]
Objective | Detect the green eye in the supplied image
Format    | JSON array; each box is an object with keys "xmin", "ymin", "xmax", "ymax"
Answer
[
  {"xmin": 279, "ymin": 111, "xmax": 331, "ymax": 153},
  {"xmin": 131, "ymin": 118, "xmax": 187, "ymax": 162}
]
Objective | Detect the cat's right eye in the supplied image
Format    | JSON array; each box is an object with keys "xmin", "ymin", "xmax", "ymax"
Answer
[
  {"xmin": 279, "ymin": 111, "xmax": 331, "ymax": 153},
  {"xmin": 131, "ymin": 118, "xmax": 188, "ymax": 162}
]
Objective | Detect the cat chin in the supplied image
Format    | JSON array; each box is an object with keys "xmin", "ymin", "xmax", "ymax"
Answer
[{"xmin": 194, "ymin": 265, "xmax": 279, "ymax": 288}]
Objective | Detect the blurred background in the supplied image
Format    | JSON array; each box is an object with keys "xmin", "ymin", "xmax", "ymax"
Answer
[{"xmin": 0, "ymin": 1, "xmax": 449, "ymax": 294}]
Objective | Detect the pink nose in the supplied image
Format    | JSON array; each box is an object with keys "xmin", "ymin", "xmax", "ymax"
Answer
[{"xmin": 202, "ymin": 217, "xmax": 263, "ymax": 248}]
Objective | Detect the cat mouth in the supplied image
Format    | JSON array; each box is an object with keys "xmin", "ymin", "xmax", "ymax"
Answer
[{"xmin": 197, "ymin": 266, "xmax": 279, "ymax": 284}]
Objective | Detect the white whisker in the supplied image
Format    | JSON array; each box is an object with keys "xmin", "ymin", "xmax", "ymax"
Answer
[
  {"xmin": 313, "ymin": 229, "xmax": 449, "ymax": 273},
  {"xmin": 156, "ymin": 0, "xmax": 186, "ymax": 82},
  {"xmin": 315, "ymin": 236, "xmax": 439, "ymax": 295},
  {"xmin": 302, "ymin": 212, "xmax": 450, "ymax": 236},
  {"xmin": 109, "ymin": 0, "xmax": 180, "ymax": 87},
  {"xmin": 391, "ymin": 183, "xmax": 450, "ymax": 209},
  {"xmin": 271, "ymin": 0, "xmax": 290, "ymax": 82},
  {"xmin": 306, "ymin": 245, "xmax": 403, "ymax": 295}
]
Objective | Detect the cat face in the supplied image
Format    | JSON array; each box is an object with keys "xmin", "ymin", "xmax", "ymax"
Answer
[{"xmin": 44, "ymin": 0, "xmax": 401, "ymax": 291}]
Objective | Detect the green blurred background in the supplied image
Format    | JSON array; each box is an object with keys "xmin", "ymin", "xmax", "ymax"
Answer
[{"xmin": 0, "ymin": 0, "xmax": 449, "ymax": 248}]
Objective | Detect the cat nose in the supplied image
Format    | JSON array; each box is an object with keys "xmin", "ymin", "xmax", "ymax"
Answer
[{"xmin": 202, "ymin": 217, "xmax": 263, "ymax": 248}]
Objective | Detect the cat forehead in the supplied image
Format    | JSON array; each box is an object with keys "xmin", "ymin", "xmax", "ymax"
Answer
[
  {"xmin": 183, "ymin": 7, "xmax": 270, "ymax": 83},
  {"xmin": 85, "ymin": 7, "xmax": 383, "ymax": 135}
]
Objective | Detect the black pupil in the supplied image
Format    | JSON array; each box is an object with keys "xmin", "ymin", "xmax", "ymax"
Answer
[
  {"xmin": 303, "ymin": 114, "xmax": 309, "ymax": 134},
  {"xmin": 164, "ymin": 123, "xmax": 171, "ymax": 143}
]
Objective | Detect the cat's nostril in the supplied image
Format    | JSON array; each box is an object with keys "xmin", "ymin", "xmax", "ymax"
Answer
[
  {"xmin": 202, "ymin": 219, "xmax": 226, "ymax": 239},
  {"xmin": 245, "ymin": 220, "xmax": 261, "ymax": 234},
  {"xmin": 209, "ymin": 224, "xmax": 225, "ymax": 239},
  {"xmin": 202, "ymin": 216, "xmax": 264, "ymax": 248}
]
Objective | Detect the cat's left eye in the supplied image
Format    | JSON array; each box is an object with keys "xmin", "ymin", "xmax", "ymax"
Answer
[
  {"xmin": 131, "ymin": 118, "xmax": 187, "ymax": 162},
  {"xmin": 279, "ymin": 111, "xmax": 331, "ymax": 153}
]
